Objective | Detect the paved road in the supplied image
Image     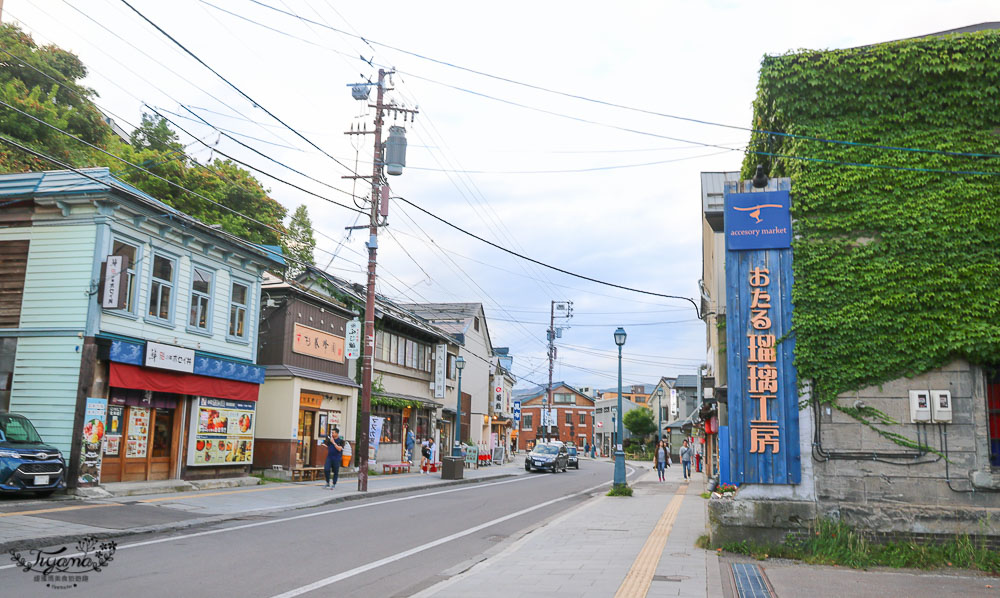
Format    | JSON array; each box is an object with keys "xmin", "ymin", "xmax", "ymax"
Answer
[{"xmin": 0, "ymin": 460, "xmax": 629, "ymax": 597}]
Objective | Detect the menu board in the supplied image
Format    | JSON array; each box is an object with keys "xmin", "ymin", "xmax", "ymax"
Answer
[
  {"xmin": 188, "ymin": 397, "xmax": 256, "ymax": 466},
  {"xmin": 125, "ymin": 407, "xmax": 150, "ymax": 458},
  {"xmin": 104, "ymin": 405, "xmax": 124, "ymax": 457},
  {"xmin": 78, "ymin": 397, "xmax": 108, "ymax": 486}
]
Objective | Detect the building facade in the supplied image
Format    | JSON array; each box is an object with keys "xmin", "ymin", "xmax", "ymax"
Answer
[
  {"xmin": 593, "ymin": 397, "xmax": 641, "ymax": 457},
  {"xmin": 517, "ymin": 382, "xmax": 594, "ymax": 451},
  {"xmin": 0, "ymin": 168, "xmax": 279, "ymax": 487}
]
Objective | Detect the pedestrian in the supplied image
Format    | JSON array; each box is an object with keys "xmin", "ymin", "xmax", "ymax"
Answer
[
  {"xmin": 656, "ymin": 440, "xmax": 668, "ymax": 482},
  {"xmin": 584, "ymin": 442, "xmax": 590, "ymax": 457},
  {"xmin": 680, "ymin": 439, "xmax": 692, "ymax": 480},
  {"xmin": 323, "ymin": 427, "xmax": 345, "ymax": 489},
  {"xmin": 405, "ymin": 427, "xmax": 415, "ymax": 465},
  {"xmin": 421, "ymin": 437, "xmax": 432, "ymax": 473}
]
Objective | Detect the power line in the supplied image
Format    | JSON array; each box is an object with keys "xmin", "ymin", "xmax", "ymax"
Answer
[
  {"xmin": 391, "ymin": 195, "xmax": 703, "ymax": 316},
  {"xmin": 407, "ymin": 150, "xmax": 731, "ymax": 175}
]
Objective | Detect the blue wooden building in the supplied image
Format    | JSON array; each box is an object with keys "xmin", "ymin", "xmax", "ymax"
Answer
[{"xmin": 0, "ymin": 168, "xmax": 282, "ymax": 487}]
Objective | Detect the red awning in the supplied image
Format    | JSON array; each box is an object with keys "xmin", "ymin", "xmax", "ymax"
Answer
[{"xmin": 110, "ymin": 362, "xmax": 259, "ymax": 403}]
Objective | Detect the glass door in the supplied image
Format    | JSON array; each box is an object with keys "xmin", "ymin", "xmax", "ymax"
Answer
[{"xmin": 296, "ymin": 410, "xmax": 314, "ymax": 466}]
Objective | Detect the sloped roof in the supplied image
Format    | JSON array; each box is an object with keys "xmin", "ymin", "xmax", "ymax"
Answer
[
  {"xmin": 517, "ymin": 381, "xmax": 595, "ymax": 404},
  {"xmin": 265, "ymin": 365, "xmax": 359, "ymax": 388},
  {"xmin": 674, "ymin": 374, "xmax": 699, "ymax": 389}
]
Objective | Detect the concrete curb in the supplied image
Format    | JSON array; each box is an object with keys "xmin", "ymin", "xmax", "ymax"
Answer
[{"xmin": 0, "ymin": 472, "xmax": 517, "ymax": 554}]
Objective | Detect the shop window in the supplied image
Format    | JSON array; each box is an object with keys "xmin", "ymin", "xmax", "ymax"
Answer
[
  {"xmin": 147, "ymin": 254, "xmax": 175, "ymax": 323},
  {"xmin": 373, "ymin": 405, "xmax": 402, "ymax": 443},
  {"xmin": 448, "ymin": 354, "xmax": 456, "ymax": 380},
  {"xmin": 188, "ymin": 267, "xmax": 213, "ymax": 332},
  {"xmin": 522, "ymin": 413, "xmax": 532, "ymax": 430},
  {"xmin": 112, "ymin": 239, "xmax": 139, "ymax": 314},
  {"xmin": 988, "ymin": 369, "xmax": 1000, "ymax": 468},
  {"xmin": 579, "ymin": 413, "xmax": 586, "ymax": 425},
  {"xmin": 229, "ymin": 281, "xmax": 249, "ymax": 340}
]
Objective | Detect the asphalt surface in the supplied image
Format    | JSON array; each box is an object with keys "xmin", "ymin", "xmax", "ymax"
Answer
[{"xmin": 0, "ymin": 460, "xmax": 628, "ymax": 597}]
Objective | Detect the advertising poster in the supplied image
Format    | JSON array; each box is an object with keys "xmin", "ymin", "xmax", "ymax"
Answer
[
  {"xmin": 125, "ymin": 407, "xmax": 150, "ymax": 459},
  {"xmin": 188, "ymin": 397, "xmax": 256, "ymax": 466},
  {"xmin": 78, "ymin": 397, "xmax": 107, "ymax": 486},
  {"xmin": 104, "ymin": 405, "xmax": 123, "ymax": 457}
]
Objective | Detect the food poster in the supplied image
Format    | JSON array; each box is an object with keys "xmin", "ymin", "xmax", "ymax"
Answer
[
  {"xmin": 125, "ymin": 406, "xmax": 150, "ymax": 459},
  {"xmin": 189, "ymin": 397, "xmax": 256, "ymax": 466},
  {"xmin": 78, "ymin": 397, "xmax": 108, "ymax": 486},
  {"xmin": 104, "ymin": 405, "xmax": 124, "ymax": 457}
]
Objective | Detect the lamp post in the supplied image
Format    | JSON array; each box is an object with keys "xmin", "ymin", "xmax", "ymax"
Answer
[
  {"xmin": 452, "ymin": 356, "xmax": 466, "ymax": 457},
  {"xmin": 613, "ymin": 327, "xmax": 627, "ymax": 488},
  {"xmin": 656, "ymin": 387, "xmax": 664, "ymax": 445}
]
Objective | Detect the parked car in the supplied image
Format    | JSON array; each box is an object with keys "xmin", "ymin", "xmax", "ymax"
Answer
[
  {"xmin": 524, "ymin": 443, "xmax": 569, "ymax": 473},
  {"xmin": 566, "ymin": 445, "xmax": 579, "ymax": 469},
  {"xmin": 0, "ymin": 411, "xmax": 66, "ymax": 497}
]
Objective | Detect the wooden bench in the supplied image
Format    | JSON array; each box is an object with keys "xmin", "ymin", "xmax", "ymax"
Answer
[
  {"xmin": 382, "ymin": 462, "xmax": 411, "ymax": 474},
  {"xmin": 291, "ymin": 467, "xmax": 323, "ymax": 482}
]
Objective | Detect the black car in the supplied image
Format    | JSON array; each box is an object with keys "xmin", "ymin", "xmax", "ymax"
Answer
[
  {"xmin": 524, "ymin": 443, "xmax": 569, "ymax": 473},
  {"xmin": 0, "ymin": 412, "xmax": 66, "ymax": 497},
  {"xmin": 566, "ymin": 446, "xmax": 579, "ymax": 469}
]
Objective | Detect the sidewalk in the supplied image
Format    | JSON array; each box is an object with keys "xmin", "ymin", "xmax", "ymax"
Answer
[
  {"xmin": 414, "ymin": 460, "xmax": 719, "ymax": 598},
  {"xmin": 0, "ymin": 458, "xmax": 524, "ymax": 552}
]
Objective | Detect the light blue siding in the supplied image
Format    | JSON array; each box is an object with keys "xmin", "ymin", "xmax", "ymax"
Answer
[
  {"xmin": 19, "ymin": 223, "xmax": 97, "ymax": 329},
  {"xmin": 8, "ymin": 336, "xmax": 83, "ymax": 455}
]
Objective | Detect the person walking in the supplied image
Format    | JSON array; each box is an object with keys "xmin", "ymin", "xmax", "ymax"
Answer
[
  {"xmin": 323, "ymin": 427, "xmax": 346, "ymax": 489},
  {"xmin": 420, "ymin": 437, "xmax": 432, "ymax": 473},
  {"xmin": 405, "ymin": 428, "xmax": 415, "ymax": 465},
  {"xmin": 584, "ymin": 442, "xmax": 590, "ymax": 458},
  {"xmin": 680, "ymin": 439, "xmax": 692, "ymax": 480},
  {"xmin": 656, "ymin": 441, "xmax": 668, "ymax": 482}
]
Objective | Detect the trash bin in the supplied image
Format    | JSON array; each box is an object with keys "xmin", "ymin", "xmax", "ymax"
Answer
[{"xmin": 441, "ymin": 456, "xmax": 464, "ymax": 480}]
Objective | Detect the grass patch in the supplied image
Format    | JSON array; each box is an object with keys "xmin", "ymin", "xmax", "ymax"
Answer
[
  {"xmin": 607, "ymin": 484, "xmax": 634, "ymax": 497},
  {"xmin": 719, "ymin": 519, "xmax": 1000, "ymax": 575},
  {"xmin": 695, "ymin": 534, "xmax": 711, "ymax": 550},
  {"xmin": 251, "ymin": 473, "xmax": 288, "ymax": 484},
  {"xmin": 700, "ymin": 491, "xmax": 712, "ymax": 499}
]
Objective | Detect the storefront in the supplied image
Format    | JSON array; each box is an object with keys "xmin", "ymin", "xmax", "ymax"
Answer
[
  {"xmin": 96, "ymin": 339, "xmax": 264, "ymax": 483},
  {"xmin": 296, "ymin": 390, "xmax": 348, "ymax": 468},
  {"xmin": 370, "ymin": 393, "xmax": 441, "ymax": 464}
]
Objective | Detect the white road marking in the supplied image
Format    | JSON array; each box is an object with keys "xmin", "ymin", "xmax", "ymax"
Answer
[
  {"xmin": 0, "ymin": 474, "xmax": 545, "ymax": 571},
  {"xmin": 268, "ymin": 469, "xmax": 634, "ymax": 598}
]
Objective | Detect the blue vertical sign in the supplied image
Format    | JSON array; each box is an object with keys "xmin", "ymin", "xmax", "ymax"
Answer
[{"xmin": 725, "ymin": 183, "xmax": 800, "ymax": 485}]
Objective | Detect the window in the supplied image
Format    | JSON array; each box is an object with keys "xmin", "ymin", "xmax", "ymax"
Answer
[
  {"xmin": 448, "ymin": 354, "xmax": 457, "ymax": 380},
  {"xmin": 406, "ymin": 339, "xmax": 415, "ymax": 369},
  {"xmin": 112, "ymin": 240, "xmax": 138, "ymax": 313},
  {"xmin": 188, "ymin": 267, "xmax": 213, "ymax": 331},
  {"xmin": 988, "ymin": 370, "xmax": 1000, "ymax": 468},
  {"xmin": 373, "ymin": 405, "xmax": 402, "ymax": 443},
  {"xmin": 579, "ymin": 413, "xmax": 586, "ymax": 425},
  {"xmin": 554, "ymin": 393, "xmax": 574, "ymax": 404},
  {"xmin": 565, "ymin": 412, "xmax": 572, "ymax": 425},
  {"xmin": 474, "ymin": 317, "xmax": 480, "ymax": 332},
  {"xmin": 147, "ymin": 254, "xmax": 175, "ymax": 322},
  {"xmin": 229, "ymin": 281, "xmax": 249, "ymax": 339},
  {"xmin": 522, "ymin": 413, "xmax": 532, "ymax": 430},
  {"xmin": 389, "ymin": 334, "xmax": 398, "ymax": 364}
]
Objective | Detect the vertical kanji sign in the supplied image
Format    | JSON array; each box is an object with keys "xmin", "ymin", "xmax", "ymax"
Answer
[{"xmin": 725, "ymin": 181, "xmax": 800, "ymax": 485}]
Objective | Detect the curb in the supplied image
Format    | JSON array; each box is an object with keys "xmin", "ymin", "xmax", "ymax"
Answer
[{"xmin": 0, "ymin": 472, "xmax": 518, "ymax": 554}]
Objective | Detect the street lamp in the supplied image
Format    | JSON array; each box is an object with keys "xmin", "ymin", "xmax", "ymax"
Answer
[
  {"xmin": 452, "ymin": 356, "xmax": 466, "ymax": 457},
  {"xmin": 613, "ymin": 327, "xmax": 627, "ymax": 488},
  {"xmin": 656, "ymin": 387, "xmax": 664, "ymax": 445}
]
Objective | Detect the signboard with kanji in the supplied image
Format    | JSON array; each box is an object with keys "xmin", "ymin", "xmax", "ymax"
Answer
[
  {"xmin": 292, "ymin": 323, "xmax": 345, "ymax": 363},
  {"xmin": 724, "ymin": 179, "xmax": 800, "ymax": 485}
]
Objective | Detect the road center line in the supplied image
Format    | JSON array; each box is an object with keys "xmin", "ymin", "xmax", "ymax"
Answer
[
  {"xmin": 0, "ymin": 474, "xmax": 542, "ymax": 571},
  {"xmin": 267, "ymin": 477, "xmax": 617, "ymax": 598}
]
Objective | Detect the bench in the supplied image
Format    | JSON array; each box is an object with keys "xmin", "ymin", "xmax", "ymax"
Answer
[
  {"xmin": 382, "ymin": 462, "xmax": 411, "ymax": 474},
  {"xmin": 291, "ymin": 467, "xmax": 323, "ymax": 482}
]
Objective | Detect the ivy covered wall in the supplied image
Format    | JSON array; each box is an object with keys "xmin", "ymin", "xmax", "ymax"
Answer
[{"xmin": 741, "ymin": 31, "xmax": 1000, "ymax": 431}]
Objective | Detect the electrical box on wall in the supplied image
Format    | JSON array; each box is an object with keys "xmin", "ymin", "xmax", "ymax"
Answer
[
  {"xmin": 931, "ymin": 390, "xmax": 952, "ymax": 423},
  {"xmin": 909, "ymin": 390, "xmax": 931, "ymax": 423}
]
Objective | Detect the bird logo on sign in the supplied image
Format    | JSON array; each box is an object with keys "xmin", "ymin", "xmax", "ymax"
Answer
[{"xmin": 733, "ymin": 204, "xmax": 783, "ymax": 224}]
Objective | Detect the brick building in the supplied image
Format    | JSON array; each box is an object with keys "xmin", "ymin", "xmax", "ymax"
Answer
[{"xmin": 517, "ymin": 382, "xmax": 594, "ymax": 450}]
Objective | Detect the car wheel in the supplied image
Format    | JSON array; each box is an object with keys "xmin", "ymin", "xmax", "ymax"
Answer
[
  {"xmin": 525, "ymin": 462, "xmax": 531, "ymax": 472},
  {"xmin": 574, "ymin": 463, "xmax": 579, "ymax": 469}
]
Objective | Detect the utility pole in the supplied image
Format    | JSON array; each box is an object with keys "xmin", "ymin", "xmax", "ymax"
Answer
[
  {"xmin": 545, "ymin": 300, "xmax": 572, "ymax": 443},
  {"xmin": 346, "ymin": 69, "xmax": 417, "ymax": 492}
]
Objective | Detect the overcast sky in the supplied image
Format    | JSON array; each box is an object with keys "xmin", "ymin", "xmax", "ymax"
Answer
[{"xmin": 7, "ymin": 0, "xmax": 996, "ymax": 390}]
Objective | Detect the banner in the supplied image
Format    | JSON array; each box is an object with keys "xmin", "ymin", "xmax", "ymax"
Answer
[
  {"xmin": 369, "ymin": 415, "xmax": 385, "ymax": 453},
  {"xmin": 78, "ymin": 397, "xmax": 107, "ymax": 486}
]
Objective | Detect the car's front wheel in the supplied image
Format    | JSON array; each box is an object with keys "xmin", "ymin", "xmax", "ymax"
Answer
[{"xmin": 525, "ymin": 462, "xmax": 531, "ymax": 472}]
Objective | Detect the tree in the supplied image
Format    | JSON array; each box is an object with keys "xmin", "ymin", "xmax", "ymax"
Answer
[
  {"xmin": 623, "ymin": 408, "xmax": 657, "ymax": 441},
  {"xmin": 129, "ymin": 113, "xmax": 183, "ymax": 153},
  {"xmin": 284, "ymin": 204, "xmax": 316, "ymax": 277}
]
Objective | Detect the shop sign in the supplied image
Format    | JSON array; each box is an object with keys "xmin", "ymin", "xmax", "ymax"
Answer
[
  {"xmin": 292, "ymin": 323, "xmax": 345, "ymax": 363},
  {"xmin": 145, "ymin": 341, "xmax": 194, "ymax": 373},
  {"xmin": 725, "ymin": 189, "xmax": 792, "ymax": 250},
  {"xmin": 103, "ymin": 405, "xmax": 124, "ymax": 457},
  {"xmin": 300, "ymin": 392, "xmax": 323, "ymax": 409},
  {"xmin": 78, "ymin": 397, "xmax": 107, "ymax": 486},
  {"xmin": 724, "ymin": 181, "xmax": 800, "ymax": 485},
  {"xmin": 345, "ymin": 319, "xmax": 361, "ymax": 360},
  {"xmin": 368, "ymin": 416, "xmax": 385, "ymax": 465},
  {"xmin": 188, "ymin": 397, "xmax": 256, "ymax": 466},
  {"xmin": 433, "ymin": 344, "xmax": 447, "ymax": 399},
  {"xmin": 512, "ymin": 401, "xmax": 521, "ymax": 422},
  {"xmin": 101, "ymin": 255, "xmax": 128, "ymax": 309},
  {"xmin": 330, "ymin": 410, "xmax": 341, "ymax": 425}
]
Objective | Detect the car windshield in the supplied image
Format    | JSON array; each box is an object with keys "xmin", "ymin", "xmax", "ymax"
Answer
[
  {"xmin": 534, "ymin": 445, "xmax": 558, "ymax": 455},
  {"xmin": 568, "ymin": 447, "xmax": 578, "ymax": 455},
  {"xmin": 0, "ymin": 414, "xmax": 44, "ymax": 444}
]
